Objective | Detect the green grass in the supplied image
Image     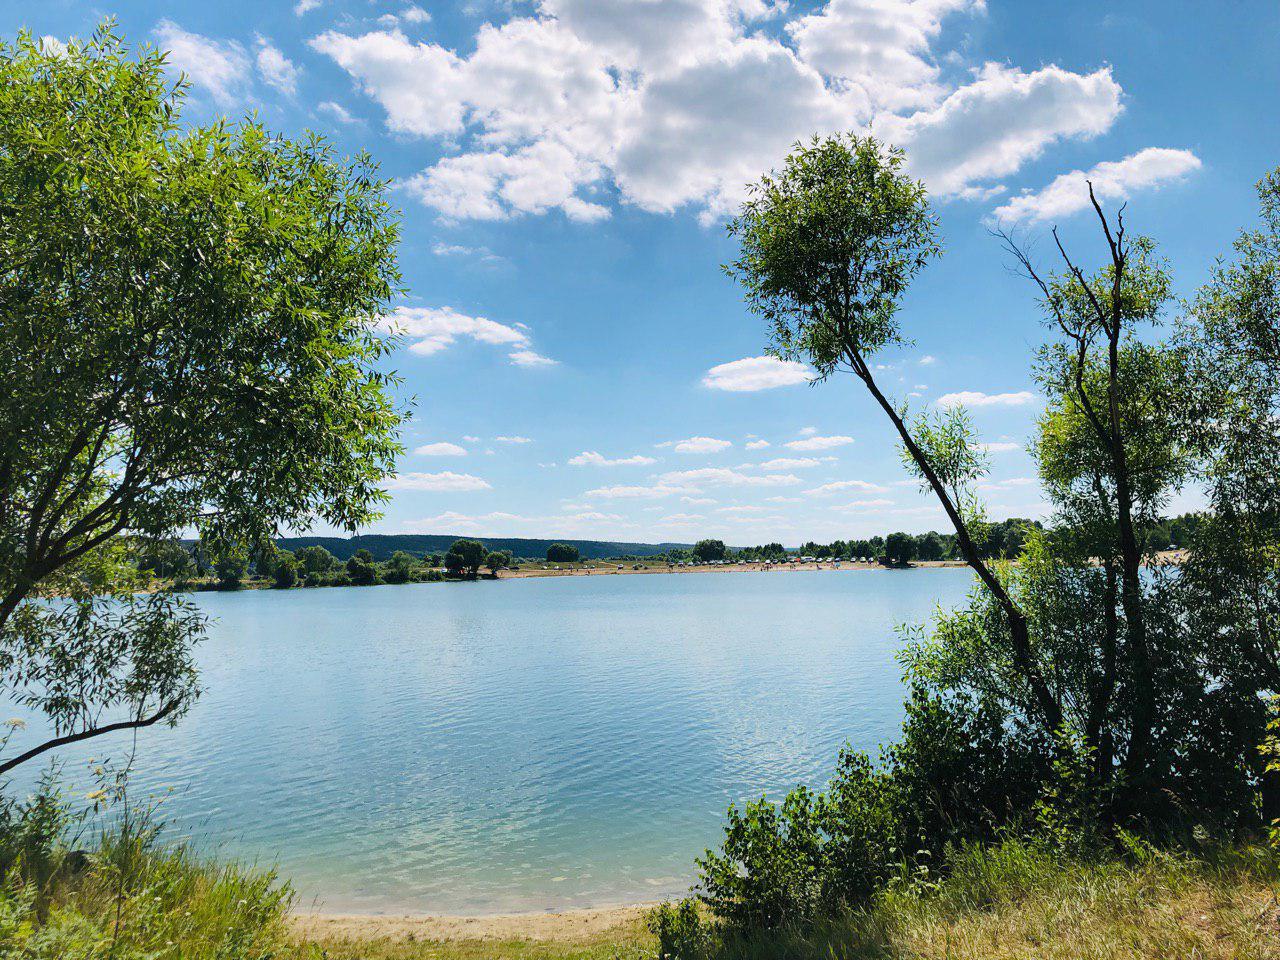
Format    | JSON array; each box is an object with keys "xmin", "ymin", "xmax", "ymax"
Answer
[{"xmin": 3, "ymin": 831, "xmax": 1277, "ymax": 960}]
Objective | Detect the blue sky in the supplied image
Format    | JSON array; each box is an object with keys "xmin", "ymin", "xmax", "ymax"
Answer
[{"xmin": 12, "ymin": 1, "xmax": 1279, "ymax": 544}]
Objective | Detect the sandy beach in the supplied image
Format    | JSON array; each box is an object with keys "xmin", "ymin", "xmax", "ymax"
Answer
[{"xmin": 290, "ymin": 904, "xmax": 652, "ymax": 943}]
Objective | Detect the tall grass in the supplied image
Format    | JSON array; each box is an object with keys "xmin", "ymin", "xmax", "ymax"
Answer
[{"xmin": 651, "ymin": 838, "xmax": 1280, "ymax": 960}]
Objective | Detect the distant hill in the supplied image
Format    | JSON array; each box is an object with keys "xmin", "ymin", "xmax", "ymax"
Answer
[{"xmin": 274, "ymin": 534, "xmax": 693, "ymax": 562}]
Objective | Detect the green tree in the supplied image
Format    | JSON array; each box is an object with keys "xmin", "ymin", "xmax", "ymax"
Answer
[
  {"xmin": 693, "ymin": 539, "xmax": 727, "ymax": 563},
  {"xmin": 882, "ymin": 532, "xmax": 917, "ymax": 567},
  {"xmin": 295, "ymin": 545, "xmax": 338, "ymax": 577},
  {"xmin": 726, "ymin": 133, "xmax": 1061, "ymax": 734},
  {"xmin": 383, "ymin": 550, "xmax": 418, "ymax": 584},
  {"xmin": 272, "ymin": 553, "xmax": 299, "ymax": 589},
  {"xmin": 345, "ymin": 549, "xmax": 379, "ymax": 586},
  {"xmin": 214, "ymin": 550, "xmax": 249, "ymax": 590},
  {"xmin": 0, "ymin": 27, "xmax": 403, "ymax": 776},
  {"xmin": 485, "ymin": 550, "xmax": 513, "ymax": 576},
  {"xmin": 546, "ymin": 543, "xmax": 580, "ymax": 563},
  {"xmin": 916, "ymin": 532, "xmax": 945, "ymax": 561},
  {"xmin": 446, "ymin": 539, "xmax": 487, "ymax": 579}
]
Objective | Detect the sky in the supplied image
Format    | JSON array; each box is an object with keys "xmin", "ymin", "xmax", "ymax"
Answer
[{"xmin": 11, "ymin": 1, "xmax": 1279, "ymax": 545}]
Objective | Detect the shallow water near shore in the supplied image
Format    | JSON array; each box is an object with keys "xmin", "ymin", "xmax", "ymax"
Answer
[{"xmin": 7, "ymin": 569, "xmax": 975, "ymax": 914}]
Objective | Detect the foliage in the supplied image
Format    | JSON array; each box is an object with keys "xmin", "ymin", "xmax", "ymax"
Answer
[
  {"xmin": 725, "ymin": 133, "xmax": 938, "ymax": 380},
  {"xmin": 693, "ymin": 540, "xmax": 727, "ymax": 563},
  {"xmin": 0, "ymin": 24, "xmax": 403, "ymax": 775},
  {"xmin": 485, "ymin": 550, "xmax": 513, "ymax": 575},
  {"xmin": 546, "ymin": 543, "xmax": 581, "ymax": 563},
  {"xmin": 346, "ymin": 548, "xmax": 380, "ymax": 586},
  {"xmin": 446, "ymin": 540, "xmax": 487, "ymax": 579}
]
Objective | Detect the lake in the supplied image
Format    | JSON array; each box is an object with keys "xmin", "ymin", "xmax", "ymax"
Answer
[{"xmin": 6, "ymin": 569, "xmax": 975, "ymax": 914}]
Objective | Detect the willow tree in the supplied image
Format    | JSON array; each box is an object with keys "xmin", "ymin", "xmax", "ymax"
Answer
[
  {"xmin": 0, "ymin": 26, "xmax": 403, "ymax": 775},
  {"xmin": 725, "ymin": 134, "xmax": 1061, "ymax": 734}
]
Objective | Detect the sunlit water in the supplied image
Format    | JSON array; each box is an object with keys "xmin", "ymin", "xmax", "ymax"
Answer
[{"xmin": 4, "ymin": 569, "xmax": 975, "ymax": 914}]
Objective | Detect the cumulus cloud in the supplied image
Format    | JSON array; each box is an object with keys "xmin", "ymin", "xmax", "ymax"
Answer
[
  {"xmin": 570, "ymin": 450, "xmax": 659, "ymax": 466},
  {"xmin": 937, "ymin": 390, "xmax": 1036, "ymax": 408},
  {"xmin": 294, "ymin": 0, "xmax": 323, "ymax": 14},
  {"xmin": 788, "ymin": 0, "xmax": 982, "ymax": 112},
  {"xmin": 703, "ymin": 355, "xmax": 814, "ymax": 391},
  {"xmin": 310, "ymin": 1, "xmax": 1126, "ymax": 223},
  {"xmin": 880, "ymin": 63, "xmax": 1123, "ymax": 197},
  {"xmin": 415, "ymin": 442, "xmax": 468, "ymax": 456},
  {"xmin": 991, "ymin": 147, "xmax": 1202, "ymax": 224},
  {"xmin": 254, "ymin": 35, "xmax": 302, "ymax": 96},
  {"xmin": 319, "ymin": 101, "xmax": 361, "ymax": 124},
  {"xmin": 385, "ymin": 471, "xmax": 492, "ymax": 491},
  {"xmin": 805, "ymin": 479, "xmax": 890, "ymax": 495},
  {"xmin": 980, "ymin": 440, "xmax": 1021, "ymax": 453},
  {"xmin": 667, "ymin": 436, "xmax": 733, "ymax": 454},
  {"xmin": 509, "ymin": 349, "xmax": 559, "ymax": 367},
  {"xmin": 745, "ymin": 439, "xmax": 771, "ymax": 450},
  {"xmin": 153, "ymin": 20, "xmax": 250, "ymax": 105},
  {"xmin": 659, "ymin": 467, "xmax": 802, "ymax": 487},
  {"xmin": 585, "ymin": 483, "xmax": 688, "ymax": 499},
  {"xmin": 381, "ymin": 306, "xmax": 557, "ymax": 367},
  {"xmin": 757, "ymin": 457, "xmax": 824, "ymax": 469},
  {"xmin": 785, "ymin": 434, "xmax": 855, "ymax": 451},
  {"xmin": 495, "ymin": 436, "xmax": 533, "ymax": 444}
]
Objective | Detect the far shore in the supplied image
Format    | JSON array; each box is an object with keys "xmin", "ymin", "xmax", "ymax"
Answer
[
  {"xmin": 497, "ymin": 558, "xmax": 970, "ymax": 578},
  {"xmin": 290, "ymin": 903, "xmax": 653, "ymax": 944}
]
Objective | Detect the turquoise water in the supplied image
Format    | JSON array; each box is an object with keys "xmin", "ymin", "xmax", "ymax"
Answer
[{"xmin": 6, "ymin": 569, "xmax": 974, "ymax": 914}]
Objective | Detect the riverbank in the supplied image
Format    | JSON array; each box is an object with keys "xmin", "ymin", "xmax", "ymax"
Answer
[
  {"xmin": 283, "ymin": 842, "xmax": 1280, "ymax": 959},
  {"xmin": 501, "ymin": 558, "xmax": 970, "ymax": 578},
  {"xmin": 290, "ymin": 904, "xmax": 652, "ymax": 944}
]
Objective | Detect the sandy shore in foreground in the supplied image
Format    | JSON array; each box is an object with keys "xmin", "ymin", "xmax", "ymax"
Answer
[{"xmin": 290, "ymin": 904, "xmax": 653, "ymax": 943}]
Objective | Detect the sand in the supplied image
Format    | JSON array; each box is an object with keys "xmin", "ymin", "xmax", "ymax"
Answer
[{"xmin": 290, "ymin": 904, "xmax": 653, "ymax": 943}]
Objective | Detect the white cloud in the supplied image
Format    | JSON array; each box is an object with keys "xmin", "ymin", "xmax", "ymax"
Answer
[
  {"xmin": 758, "ymin": 457, "xmax": 824, "ymax": 469},
  {"xmin": 805, "ymin": 479, "xmax": 890, "ymax": 495},
  {"xmin": 570, "ymin": 450, "xmax": 659, "ymax": 466},
  {"xmin": 153, "ymin": 20, "xmax": 251, "ymax": 106},
  {"xmin": 509, "ymin": 349, "xmax": 560, "ymax": 367},
  {"xmin": 401, "ymin": 5, "xmax": 431, "ymax": 24},
  {"xmin": 937, "ymin": 390, "xmax": 1036, "ymax": 408},
  {"xmin": 659, "ymin": 467, "xmax": 802, "ymax": 487},
  {"xmin": 879, "ymin": 62, "xmax": 1123, "ymax": 197},
  {"xmin": 785, "ymin": 434, "xmax": 855, "ymax": 451},
  {"xmin": 918, "ymin": 354, "xmax": 937, "ymax": 366},
  {"xmin": 670, "ymin": 436, "xmax": 733, "ymax": 454},
  {"xmin": 979, "ymin": 441, "xmax": 1021, "ymax": 453},
  {"xmin": 385, "ymin": 471, "xmax": 492, "ymax": 491},
  {"xmin": 717, "ymin": 505, "xmax": 766, "ymax": 515},
  {"xmin": 797, "ymin": 426, "xmax": 819, "ymax": 436},
  {"xmin": 415, "ymin": 442, "xmax": 468, "ymax": 456},
  {"xmin": 381, "ymin": 306, "xmax": 557, "ymax": 367},
  {"xmin": 788, "ymin": 0, "xmax": 981, "ymax": 112},
  {"xmin": 319, "ymin": 101, "xmax": 361, "ymax": 124},
  {"xmin": 311, "ymin": 3, "xmax": 1123, "ymax": 224},
  {"xmin": 585, "ymin": 483, "xmax": 687, "ymax": 499},
  {"xmin": 834, "ymin": 497, "xmax": 896, "ymax": 510},
  {"xmin": 432, "ymin": 241, "xmax": 502, "ymax": 263},
  {"xmin": 495, "ymin": 436, "xmax": 533, "ymax": 444},
  {"xmin": 978, "ymin": 476, "xmax": 1038, "ymax": 490},
  {"xmin": 745, "ymin": 439, "xmax": 771, "ymax": 450},
  {"xmin": 703, "ymin": 355, "xmax": 814, "ymax": 391},
  {"xmin": 295, "ymin": 0, "xmax": 323, "ymax": 14},
  {"xmin": 255, "ymin": 35, "xmax": 302, "ymax": 96},
  {"xmin": 991, "ymin": 147, "xmax": 1202, "ymax": 224},
  {"xmin": 681, "ymin": 496, "xmax": 717, "ymax": 505}
]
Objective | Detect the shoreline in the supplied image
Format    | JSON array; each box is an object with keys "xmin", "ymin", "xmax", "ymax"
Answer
[
  {"xmin": 290, "ymin": 903, "xmax": 654, "ymax": 943},
  {"xmin": 498, "ymin": 558, "xmax": 971, "ymax": 578}
]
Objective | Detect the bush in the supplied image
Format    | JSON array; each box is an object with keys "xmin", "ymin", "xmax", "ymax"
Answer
[{"xmin": 648, "ymin": 899, "xmax": 710, "ymax": 960}]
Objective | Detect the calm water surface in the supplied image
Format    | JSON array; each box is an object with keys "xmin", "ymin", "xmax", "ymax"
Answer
[{"xmin": 9, "ymin": 569, "xmax": 974, "ymax": 913}]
